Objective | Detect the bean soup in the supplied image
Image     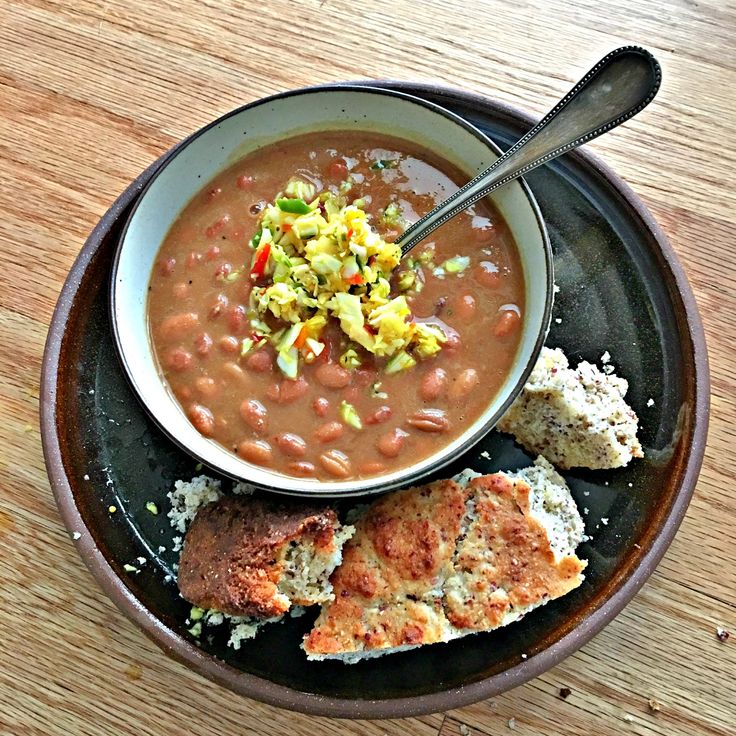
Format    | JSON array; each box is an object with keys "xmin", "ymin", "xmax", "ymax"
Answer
[{"xmin": 148, "ymin": 131, "xmax": 524, "ymax": 481}]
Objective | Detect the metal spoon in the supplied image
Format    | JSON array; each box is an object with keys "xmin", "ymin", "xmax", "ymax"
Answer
[{"xmin": 396, "ymin": 46, "xmax": 661, "ymax": 256}]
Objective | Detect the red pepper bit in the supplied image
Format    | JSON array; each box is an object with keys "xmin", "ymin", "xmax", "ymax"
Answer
[
  {"xmin": 346, "ymin": 228, "xmax": 354, "ymax": 240},
  {"xmin": 250, "ymin": 242, "xmax": 271, "ymax": 280}
]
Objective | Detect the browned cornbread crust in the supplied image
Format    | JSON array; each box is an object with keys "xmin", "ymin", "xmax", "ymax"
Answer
[
  {"xmin": 304, "ymin": 478, "xmax": 469, "ymax": 656},
  {"xmin": 178, "ymin": 495, "xmax": 341, "ymax": 618},
  {"xmin": 304, "ymin": 472, "xmax": 586, "ymax": 659}
]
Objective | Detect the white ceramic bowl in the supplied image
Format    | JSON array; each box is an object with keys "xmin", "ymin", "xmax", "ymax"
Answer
[{"xmin": 111, "ymin": 85, "xmax": 552, "ymax": 496}]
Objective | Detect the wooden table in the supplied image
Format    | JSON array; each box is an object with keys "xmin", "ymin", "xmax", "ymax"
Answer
[{"xmin": 2, "ymin": 1, "xmax": 734, "ymax": 734}]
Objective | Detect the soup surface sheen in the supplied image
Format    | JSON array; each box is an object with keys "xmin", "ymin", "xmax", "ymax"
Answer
[{"xmin": 148, "ymin": 131, "xmax": 524, "ymax": 481}]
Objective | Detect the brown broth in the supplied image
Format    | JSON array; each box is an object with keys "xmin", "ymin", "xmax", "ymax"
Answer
[{"xmin": 147, "ymin": 131, "xmax": 524, "ymax": 481}]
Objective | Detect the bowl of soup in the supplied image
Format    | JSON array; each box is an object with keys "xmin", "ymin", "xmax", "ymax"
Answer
[{"xmin": 111, "ymin": 86, "xmax": 552, "ymax": 495}]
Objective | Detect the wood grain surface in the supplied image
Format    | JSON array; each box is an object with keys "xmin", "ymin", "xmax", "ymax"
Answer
[{"xmin": 1, "ymin": 1, "xmax": 734, "ymax": 734}]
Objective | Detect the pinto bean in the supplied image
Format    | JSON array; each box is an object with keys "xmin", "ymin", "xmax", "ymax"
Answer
[
  {"xmin": 186, "ymin": 251, "xmax": 202, "ymax": 268},
  {"xmin": 312, "ymin": 397, "xmax": 330, "ymax": 417},
  {"xmin": 377, "ymin": 428, "xmax": 409, "ymax": 458},
  {"xmin": 476, "ymin": 262, "xmax": 500, "ymax": 288},
  {"xmin": 222, "ymin": 361, "xmax": 245, "ymax": 381},
  {"xmin": 165, "ymin": 347, "xmax": 193, "ymax": 372},
  {"xmin": 319, "ymin": 449, "xmax": 352, "ymax": 478},
  {"xmin": 327, "ymin": 159, "xmax": 348, "ymax": 180},
  {"xmin": 359, "ymin": 461, "xmax": 386, "ymax": 476},
  {"xmin": 449, "ymin": 368, "xmax": 480, "ymax": 399},
  {"xmin": 219, "ymin": 335, "xmax": 239, "ymax": 354},
  {"xmin": 195, "ymin": 376, "xmax": 218, "ymax": 397},
  {"xmin": 365, "ymin": 406, "xmax": 392, "ymax": 425},
  {"xmin": 194, "ymin": 332, "xmax": 212, "ymax": 357},
  {"xmin": 315, "ymin": 362, "xmax": 352, "ymax": 389},
  {"xmin": 158, "ymin": 257, "xmax": 176, "ymax": 277},
  {"xmin": 240, "ymin": 399, "xmax": 267, "ymax": 433},
  {"xmin": 158, "ymin": 312, "xmax": 199, "ymax": 340},
  {"xmin": 208, "ymin": 294, "xmax": 228, "ymax": 320},
  {"xmin": 245, "ymin": 349, "xmax": 273, "ymax": 373},
  {"xmin": 204, "ymin": 245, "xmax": 221, "ymax": 261},
  {"xmin": 455, "ymin": 294, "xmax": 477, "ymax": 321},
  {"xmin": 419, "ymin": 367, "xmax": 448, "ymax": 401},
  {"xmin": 354, "ymin": 368, "xmax": 376, "ymax": 387},
  {"xmin": 205, "ymin": 214, "xmax": 230, "ymax": 238},
  {"xmin": 237, "ymin": 439, "xmax": 273, "ymax": 466},
  {"xmin": 406, "ymin": 409, "xmax": 450, "ymax": 433},
  {"xmin": 187, "ymin": 404, "xmax": 215, "ymax": 436},
  {"xmin": 314, "ymin": 421, "xmax": 345, "ymax": 444},
  {"xmin": 275, "ymin": 432, "xmax": 307, "ymax": 458},
  {"xmin": 279, "ymin": 376, "xmax": 308, "ymax": 403},
  {"xmin": 227, "ymin": 305, "xmax": 247, "ymax": 333},
  {"xmin": 288, "ymin": 461, "xmax": 316, "ymax": 477},
  {"xmin": 493, "ymin": 308, "xmax": 521, "ymax": 338}
]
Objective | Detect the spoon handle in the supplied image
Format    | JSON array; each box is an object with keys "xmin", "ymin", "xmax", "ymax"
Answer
[{"xmin": 397, "ymin": 46, "xmax": 662, "ymax": 255}]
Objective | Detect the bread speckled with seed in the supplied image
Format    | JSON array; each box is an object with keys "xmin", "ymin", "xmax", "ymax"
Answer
[
  {"xmin": 497, "ymin": 347, "xmax": 643, "ymax": 469},
  {"xmin": 303, "ymin": 458, "xmax": 586, "ymax": 662}
]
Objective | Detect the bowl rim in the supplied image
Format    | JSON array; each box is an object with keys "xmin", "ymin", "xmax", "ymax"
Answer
[
  {"xmin": 40, "ymin": 81, "xmax": 710, "ymax": 719},
  {"xmin": 108, "ymin": 83, "xmax": 553, "ymax": 497}
]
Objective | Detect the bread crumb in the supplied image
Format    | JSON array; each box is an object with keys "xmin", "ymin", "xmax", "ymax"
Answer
[
  {"xmin": 480, "ymin": 450, "xmax": 491, "ymax": 459},
  {"xmin": 628, "ymin": 482, "xmax": 633, "ymax": 488},
  {"xmin": 648, "ymin": 698, "xmax": 661, "ymax": 713},
  {"xmin": 136, "ymin": 556, "xmax": 147, "ymax": 566},
  {"xmin": 553, "ymin": 284, "xmax": 560, "ymax": 293},
  {"xmin": 157, "ymin": 545, "xmax": 166, "ymax": 553},
  {"xmin": 600, "ymin": 518, "xmax": 609, "ymax": 526},
  {"xmin": 459, "ymin": 725, "xmax": 471, "ymax": 736},
  {"xmin": 601, "ymin": 351, "xmax": 611, "ymax": 363},
  {"xmin": 554, "ymin": 317, "xmax": 562, "ymax": 324},
  {"xmin": 167, "ymin": 475, "xmax": 223, "ymax": 533},
  {"xmin": 83, "ymin": 474, "xmax": 90, "ymax": 481},
  {"xmin": 507, "ymin": 718, "xmax": 516, "ymax": 730},
  {"xmin": 602, "ymin": 364, "xmax": 615, "ymax": 374},
  {"xmin": 622, "ymin": 714, "xmax": 634, "ymax": 723},
  {"xmin": 172, "ymin": 536, "xmax": 183, "ymax": 553},
  {"xmin": 646, "ymin": 398, "xmax": 655, "ymax": 407},
  {"xmin": 521, "ymin": 653, "xmax": 527, "ymax": 659},
  {"xmin": 583, "ymin": 507, "xmax": 589, "ymax": 515}
]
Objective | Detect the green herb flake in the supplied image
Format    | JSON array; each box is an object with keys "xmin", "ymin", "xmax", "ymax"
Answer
[
  {"xmin": 276, "ymin": 197, "xmax": 312, "ymax": 215},
  {"xmin": 145, "ymin": 501, "xmax": 159, "ymax": 515},
  {"xmin": 123, "ymin": 564, "xmax": 138, "ymax": 573}
]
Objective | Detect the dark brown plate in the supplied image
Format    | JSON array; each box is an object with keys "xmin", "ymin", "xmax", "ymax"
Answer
[{"xmin": 40, "ymin": 82, "xmax": 709, "ymax": 718}]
